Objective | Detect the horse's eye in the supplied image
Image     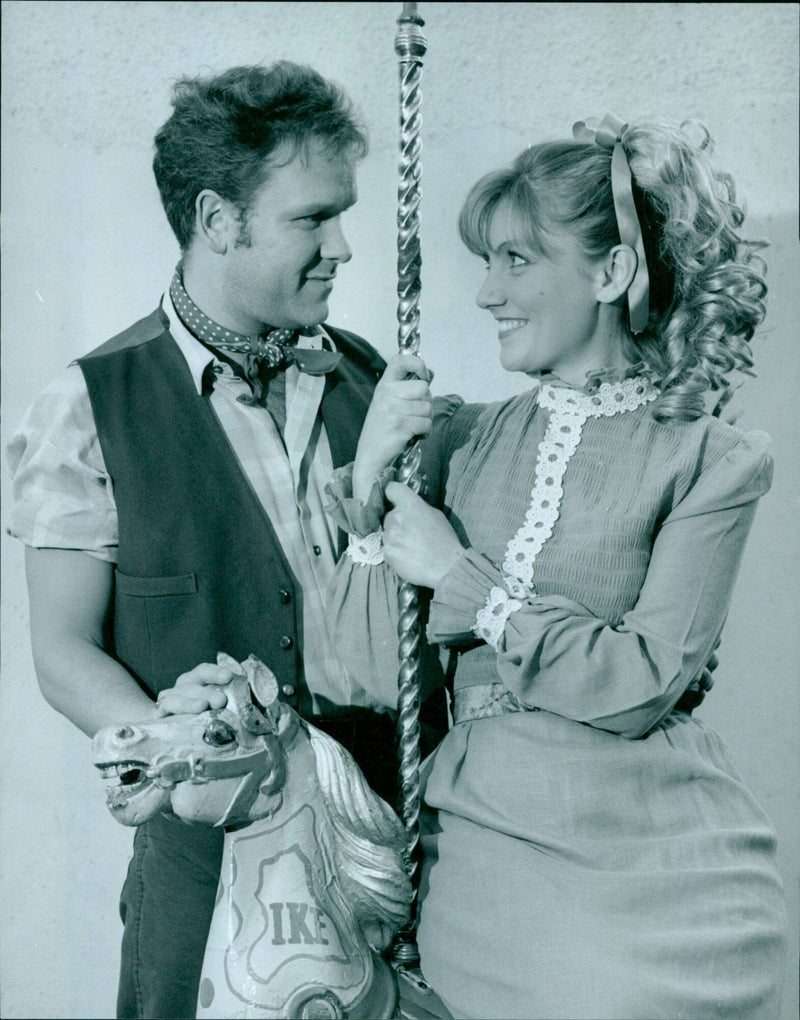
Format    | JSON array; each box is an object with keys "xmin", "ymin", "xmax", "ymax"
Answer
[{"xmin": 203, "ymin": 720, "xmax": 238, "ymax": 747}]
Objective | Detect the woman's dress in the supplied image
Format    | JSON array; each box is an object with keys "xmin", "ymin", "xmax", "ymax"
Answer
[{"xmin": 326, "ymin": 373, "xmax": 788, "ymax": 1020}]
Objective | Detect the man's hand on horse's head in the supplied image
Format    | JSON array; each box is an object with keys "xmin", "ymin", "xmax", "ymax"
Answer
[{"xmin": 154, "ymin": 662, "xmax": 237, "ymax": 717}]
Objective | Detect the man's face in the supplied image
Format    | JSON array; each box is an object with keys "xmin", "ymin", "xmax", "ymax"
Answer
[{"xmin": 222, "ymin": 141, "xmax": 357, "ymax": 332}]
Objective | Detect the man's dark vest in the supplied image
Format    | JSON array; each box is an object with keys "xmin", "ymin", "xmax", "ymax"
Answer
[{"xmin": 78, "ymin": 307, "xmax": 384, "ymax": 711}]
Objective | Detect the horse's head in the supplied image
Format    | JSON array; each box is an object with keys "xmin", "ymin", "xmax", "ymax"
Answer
[{"xmin": 92, "ymin": 654, "xmax": 298, "ymax": 828}]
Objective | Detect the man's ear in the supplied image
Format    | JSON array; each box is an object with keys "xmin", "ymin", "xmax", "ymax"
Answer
[
  {"xmin": 596, "ymin": 244, "xmax": 638, "ymax": 305},
  {"xmin": 194, "ymin": 189, "xmax": 236, "ymax": 254}
]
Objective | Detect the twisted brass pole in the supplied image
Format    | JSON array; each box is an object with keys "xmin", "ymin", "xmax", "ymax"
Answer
[{"xmin": 391, "ymin": 1, "xmax": 427, "ymax": 970}]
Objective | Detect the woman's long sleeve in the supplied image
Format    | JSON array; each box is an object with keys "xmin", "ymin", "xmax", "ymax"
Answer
[
  {"xmin": 326, "ymin": 396, "xmax": 463, "ymax": 709},
  {"xmin": 428, "ymin": 431, "xmax": 773, "ymax": 737},
  {"xmin": 327, "ymin": 515, "xmax": 409, "ymax": 708}
]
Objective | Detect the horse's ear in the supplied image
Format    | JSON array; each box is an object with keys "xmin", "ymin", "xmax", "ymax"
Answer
[
  {"xmin": 242, "ymin": 655, "xmax": 280, "ymax": 708},
  {"xmin": 215, "ymin": 652, "xmax": 279, "ymax": 709},
  {"xmin": 217, "ymin": 651, "xmax": 247, "ymax": 677}
]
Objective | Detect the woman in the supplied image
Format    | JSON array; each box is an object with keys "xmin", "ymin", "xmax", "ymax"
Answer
[{"xmin": 325, "ymin": 116, "xmax": 788, "ymax": 1019}]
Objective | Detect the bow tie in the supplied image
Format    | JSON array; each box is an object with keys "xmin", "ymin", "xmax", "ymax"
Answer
[{"xmin": 169, "ymin": 269, "xmax": 342, "ymax": 381}]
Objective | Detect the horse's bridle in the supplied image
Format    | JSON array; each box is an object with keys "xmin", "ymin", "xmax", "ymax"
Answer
[{"xmin": 147, "ymin": 718, "xmax": 287, "ymax": 827}]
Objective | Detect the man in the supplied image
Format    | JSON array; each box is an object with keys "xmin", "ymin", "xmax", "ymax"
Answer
[{"xmin": 7, "ymin": 62, "xmax": 443, "ymax": 1019}]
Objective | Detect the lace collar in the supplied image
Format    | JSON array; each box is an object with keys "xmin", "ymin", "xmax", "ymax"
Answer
[{"xmin": 537, "ymin": 372, "xmax": 658, "ymax": 417}]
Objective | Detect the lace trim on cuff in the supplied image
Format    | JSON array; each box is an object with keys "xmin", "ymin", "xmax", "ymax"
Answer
[
  {"xmin": 473, "ymin": 375, "xmax": 657, "ymax": 648},
  {"xmin": 346, "ymin": 531, "xmax": 385, "ymax": 566},
  {"xmin": 474, "ymin": 585, "xmax": 525, "ymax": 649}
]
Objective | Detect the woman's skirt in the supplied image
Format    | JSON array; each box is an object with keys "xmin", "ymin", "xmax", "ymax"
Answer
[{"xmin": 417, "ymin": 710, "xmax": 787, "ymax": 1020}]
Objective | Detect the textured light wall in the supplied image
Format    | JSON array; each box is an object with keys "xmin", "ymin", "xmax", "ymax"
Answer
[{"xmin": 1, "ymin": 3, "xmax": 797, "ymax": 1017}]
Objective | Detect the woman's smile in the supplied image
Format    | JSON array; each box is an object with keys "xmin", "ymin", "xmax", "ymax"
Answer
[{"xmin": 497, "ymin": 318, "xmax": 529, "ymax": 338}]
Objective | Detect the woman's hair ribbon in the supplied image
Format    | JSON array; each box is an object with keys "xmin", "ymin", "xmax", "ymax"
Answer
[{"xmin": 573, "ymin": 114, "xmax": 650, "ymax": 334}]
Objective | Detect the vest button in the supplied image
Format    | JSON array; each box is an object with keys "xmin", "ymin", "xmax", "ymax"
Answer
[
  {"xmin": 281, "ymin": 684, "xmax": 296, "ymax": 697},
  {"xmin": 278, "ymin": 589, "xmax": 291, "ymax": 604},
  {"xmin": 313, "ymin": 545, "xmax": 322, "ymax": 556},
  {"xmin": 279, "ymin": 635, "xmax": 294, "ymax": 650}
]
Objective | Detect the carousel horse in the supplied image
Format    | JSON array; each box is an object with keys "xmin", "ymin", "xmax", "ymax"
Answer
[{"xmin": 92, "ymin": 653, "xmax": 414, "ymax": 1019}]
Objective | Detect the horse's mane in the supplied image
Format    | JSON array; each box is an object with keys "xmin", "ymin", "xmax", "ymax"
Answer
[{"xmin": 306, "ymin": 722, "xmax": 412, "ymax": 949}]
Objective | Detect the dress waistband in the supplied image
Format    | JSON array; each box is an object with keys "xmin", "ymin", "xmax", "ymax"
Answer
[{"xmin": 453, "ymin": 682, "xmax": 539, "ymax": 724}]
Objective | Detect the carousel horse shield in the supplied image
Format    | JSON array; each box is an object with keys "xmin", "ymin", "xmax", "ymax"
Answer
[{"xmin": 92, "ymin": 654, "xmax": 412, "ymax": 1019}]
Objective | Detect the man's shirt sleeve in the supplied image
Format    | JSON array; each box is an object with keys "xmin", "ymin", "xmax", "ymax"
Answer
[{"xmin": 6, "ymin": 364, "xmax": 119, "ymax": 561}]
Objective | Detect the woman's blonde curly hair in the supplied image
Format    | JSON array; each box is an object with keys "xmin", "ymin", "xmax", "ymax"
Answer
[{"xmin": 458, "ymin": 120, "xmax": 767, "ymax": 422}]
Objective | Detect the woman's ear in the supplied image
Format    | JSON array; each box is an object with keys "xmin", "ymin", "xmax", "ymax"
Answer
[
  {"xmin": 194, "ymin": 189, "xmax": 235, "ymax": 255},
  {"xmin": 596, "ymin": 244, "xmax": 638, "ymax": 305}
]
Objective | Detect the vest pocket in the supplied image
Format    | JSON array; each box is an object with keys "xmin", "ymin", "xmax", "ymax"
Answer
[{"xmin": 114, "ymin": 571, "xmax": 204, "ymax": 691}]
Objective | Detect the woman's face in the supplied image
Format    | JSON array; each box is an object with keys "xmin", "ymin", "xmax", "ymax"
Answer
[{"xmin": 476, "ymin": 201, "xmax": 622, "ymax": 385}]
